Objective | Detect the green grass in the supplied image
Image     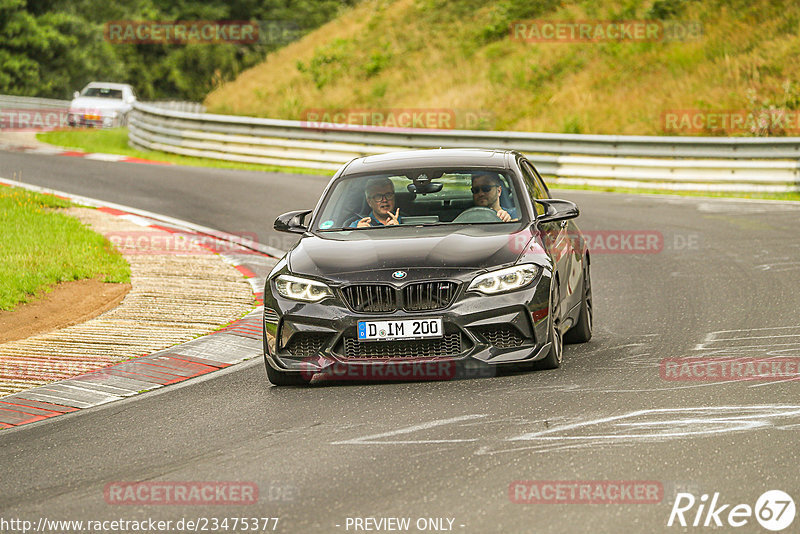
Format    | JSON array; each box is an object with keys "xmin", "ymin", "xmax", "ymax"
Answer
[
  {"xmin": 0, "ymin": 187, "xmax": 131, "ymax": 311},
  {"xmin": 36, "ymin": 128, "xmax": 333, "ymax": 176}
]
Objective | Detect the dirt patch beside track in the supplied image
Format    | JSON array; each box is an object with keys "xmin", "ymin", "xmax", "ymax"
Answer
[{"xmin": 0, "ymin": 279, "xmax": 131, "ymax": 344}]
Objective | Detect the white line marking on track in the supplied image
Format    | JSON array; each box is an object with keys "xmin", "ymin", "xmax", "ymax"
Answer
[
  {"xmin": 482, "ymin": 405, "xmax": 800, "ymax": 455},
  {"xmin": 331, "ymin": 414, "xmax": 488, "ymax": 445}
]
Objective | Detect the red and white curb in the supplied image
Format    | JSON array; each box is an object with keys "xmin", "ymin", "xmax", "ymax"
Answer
[{"xmin": 0, "ymin": 177, "xmax": 283, "ymax": 429}]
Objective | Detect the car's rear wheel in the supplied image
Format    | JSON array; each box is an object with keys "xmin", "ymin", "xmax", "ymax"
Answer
[
  {"xmin": 264, "ymin": 358, "xmax": 309, "ymax": 386},
  {"xmin": 564, "ymin": 259, "xmax": 592, "ymax": 344},
  {"xmin": 534, "ymin": 280, "xmax": 563, "ymax": 370}
]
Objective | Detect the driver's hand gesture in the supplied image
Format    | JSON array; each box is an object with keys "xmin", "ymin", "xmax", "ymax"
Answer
[
  {"xmin": 385, "ymin": 209, "xmax": 400, "ymax": 226},
  {"xmin": 356, "ymin": 217, "xmax": 372, "ymax": 228}
]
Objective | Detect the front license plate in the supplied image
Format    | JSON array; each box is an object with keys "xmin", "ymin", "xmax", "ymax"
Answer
[{"xmin": 357, "ymin": 318, "xmax": 443, "ymax": 341}]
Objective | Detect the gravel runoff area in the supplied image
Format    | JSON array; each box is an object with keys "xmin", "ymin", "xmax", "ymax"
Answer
[{"xmin": 0, "ymin": 206, "xmax": 256, "ymax": 396}]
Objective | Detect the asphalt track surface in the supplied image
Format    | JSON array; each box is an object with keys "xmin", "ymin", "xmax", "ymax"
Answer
[{"xmin": 2, "ymin": 151, "xmax": 800, "ymax": 533}]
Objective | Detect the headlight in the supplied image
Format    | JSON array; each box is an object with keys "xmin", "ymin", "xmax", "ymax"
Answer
[
  {"xmin": 467, "ymin": 264, "xmax": 541, "ymax": 295},
  {"xmin": 274, "ymin": 274, "xmax": 333, "ymax": 302}
]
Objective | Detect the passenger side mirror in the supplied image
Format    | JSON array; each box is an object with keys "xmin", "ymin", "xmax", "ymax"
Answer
[
  {"xmin": 535, "ymin": 199, "xmax": 579, "ymax": 225},
  {"xmin": 73, "ymin": 91, "xmax": 79, "ymax": 99},
  {"xmin": 274, "ymin": 209, "xmax": 312, "ymax": 234}
]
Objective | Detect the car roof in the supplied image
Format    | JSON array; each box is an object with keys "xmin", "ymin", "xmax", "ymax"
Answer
[
  {"xmin": 341, "ymin": 148, "xmax": 514, "ymax": 175},
  {"xmin": 84, "ymin": 82, "xmax": 134, "ymax": 91}
]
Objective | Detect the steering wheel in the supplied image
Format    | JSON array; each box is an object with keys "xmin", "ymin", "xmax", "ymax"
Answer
[
  {"xmin": 453, "ymin": 207, "xmax": 503, "ymax": 223},
  {"xmin": 341, "ymin": 209, "xmax": 369, "ymax": 228}
]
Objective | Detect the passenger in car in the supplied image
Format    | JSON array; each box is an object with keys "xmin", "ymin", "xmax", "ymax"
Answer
[
  {"xmin": 351, "ymin": 177, "xmax": 403, "ymax": 227},
  {"xmin": 471, "ymin": 173, "xmax": 518, "ymax": 221}
]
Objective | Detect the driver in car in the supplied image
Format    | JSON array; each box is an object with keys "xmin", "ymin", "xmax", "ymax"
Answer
[
  {"xmin": 352, "ymin": 177, "xmax": 402, "ymax": 227},
  {"xmin": 471, "ymin": 173, "xmax": 517, "ymax": 222}
]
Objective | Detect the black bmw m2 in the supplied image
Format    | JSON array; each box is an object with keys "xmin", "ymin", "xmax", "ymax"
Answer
[{"xmin": 263, "ymin": 149, "xmax": 592, "ymax": 385}]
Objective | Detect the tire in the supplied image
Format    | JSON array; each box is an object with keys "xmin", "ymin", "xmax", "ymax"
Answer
[
  {"xmin": 564, "ymin": 260, "xmax": 592, "ymax": 344},
  {"xmin": 534, "ymin": 280, "xmax": 563, "ymax": 370},
  {"xmin": 264, "ymin": 357, "xmax": 309, "ymax": 386}
]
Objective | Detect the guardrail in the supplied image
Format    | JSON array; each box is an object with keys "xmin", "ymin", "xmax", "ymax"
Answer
[
  {"xmin": 145, "ymin": 101, "xmax": 206, "ymax": 114},
  {"xmin": 0, "ymin": 95, "xmax": 204, "ymax": 114},
  {"xmin": 129, "ymin": 102, "xmax": 800, "ymax": 192},
  {"xmin": 0, "ymin": 95, "xmax": 71, "ymax": 110}
]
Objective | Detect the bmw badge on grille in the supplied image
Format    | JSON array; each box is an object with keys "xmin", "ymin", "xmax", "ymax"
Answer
[{"xmin": 392, "ymin": 270, "xmax": 407, "ymax": 280}]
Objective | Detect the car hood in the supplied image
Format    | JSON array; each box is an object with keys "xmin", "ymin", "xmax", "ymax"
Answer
[
  {"xmin": 69, "ymin": 97, "xmax": 129, "ymax": 112},
  {"xmin": 287, "ymin": 226, "xmax": 527, "ymax": 281}
]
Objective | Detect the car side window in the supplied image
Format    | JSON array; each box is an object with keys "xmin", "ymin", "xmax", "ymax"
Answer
[
  {"xmin": 529, "ymin": 163, "xmax": 551, "ymax": 199},
  {"xmin": 520, "ymin": 160, "xmax": 546, "ymax": 216}
]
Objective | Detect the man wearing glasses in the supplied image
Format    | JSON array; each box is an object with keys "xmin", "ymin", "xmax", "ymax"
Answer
[
  {"xmin": 352, "ymin": 177, "xmax": 402, "ymax": 228},
  {"xmin": 471, "ymin": 173, "xmax": 517, "ymax": 222}
]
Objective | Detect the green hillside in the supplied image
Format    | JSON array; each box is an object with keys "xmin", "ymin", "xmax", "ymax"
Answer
[{"xmin": 205, "ymin": 0, "xmax": 800, "ymax": 135}]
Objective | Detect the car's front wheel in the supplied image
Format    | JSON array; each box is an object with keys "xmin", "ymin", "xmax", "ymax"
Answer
[
  {"xmin": 264, "ymin": 358, "xmax": 309, "ymax": 386},
  {"xmin": 534, "ymin": 280, "xmax": 563, "ymax": 370},
  {"xmin": 564, "ymin": 258, "xmax": 592, "ymax": 344}
]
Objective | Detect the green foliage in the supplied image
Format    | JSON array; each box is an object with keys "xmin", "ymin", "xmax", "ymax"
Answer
[
  {"xmin": 477, "ymin": 0, "xmax": 562, "ymax": 44},
  {"xmin": 362, "ymin": 45, "xmax": 393, "ymax": 78},
  {"xmin": 296, "ymin": 38, "xmax": 354, "ymax": 89},
  {"xmin": 561, "ymin": 116, "xmax": 582, "ymax": 133},
  {"xmin": 370, "ymin": 80, "xmax": 388, "ymax": 100},
  {"xmin": 0, "ymin": 0, "xmax": 357, "ymax": 99},
  {"xmin": 647, "ymin": 0, "xmax": 687, "ymax": 19}
]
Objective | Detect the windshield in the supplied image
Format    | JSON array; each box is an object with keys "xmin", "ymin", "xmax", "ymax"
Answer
[
  {"xmin": 313, "ymin": 169, "xmax": 524, "ymax": 231},
  {"xmin": 80, "ymin": 87, "xmax": 123, "ymax": 99}
]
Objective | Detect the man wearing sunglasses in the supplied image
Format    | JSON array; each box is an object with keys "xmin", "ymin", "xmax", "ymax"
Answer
[
  {"xmin": 352, "ymin": 177, "xmax": 402, "ymax": 228},
  {"xmin": 471, "ymin": 173, "xmax": 517, "ymax": 222}
]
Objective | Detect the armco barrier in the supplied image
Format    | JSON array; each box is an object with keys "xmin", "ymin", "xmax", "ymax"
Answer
[
  {"xmin": 0, "ymin": 95, "xmax": 71, "ymax": 110},
  {"xmin": 123, "ymin": 102, "xmax": 796, "ymax": 192}
]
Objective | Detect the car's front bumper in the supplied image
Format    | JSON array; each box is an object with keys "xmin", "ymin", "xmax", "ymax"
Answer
[
  {"xmin": 67, "ymin": 112, "xmax": 118, "ymax": 128},
  {"xmin": 263, "ymin": 273, "xmax": 553, "ymax": 380}
]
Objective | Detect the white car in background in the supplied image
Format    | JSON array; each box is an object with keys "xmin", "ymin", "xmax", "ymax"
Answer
[{"xmin": 68, "ymin": 82, "xmax": 137, "ymax": 128}]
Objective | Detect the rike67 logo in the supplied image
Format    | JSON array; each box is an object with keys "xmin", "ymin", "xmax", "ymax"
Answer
[{"xmin": 668, "ymin": 490, "xmax": 795, "ymax": 531}]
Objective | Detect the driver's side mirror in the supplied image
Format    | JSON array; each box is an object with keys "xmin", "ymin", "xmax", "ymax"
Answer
[
  {"xmin": 274, "ymin": 209, "xmax": 312, "ymax": 234},
  {"xmin": 73, "ymin": 91, "xmax": 79, "ymax": 99},
  {"xmin": 535, "ymin": 199, "xmax": 579, "ymax": 225}
]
